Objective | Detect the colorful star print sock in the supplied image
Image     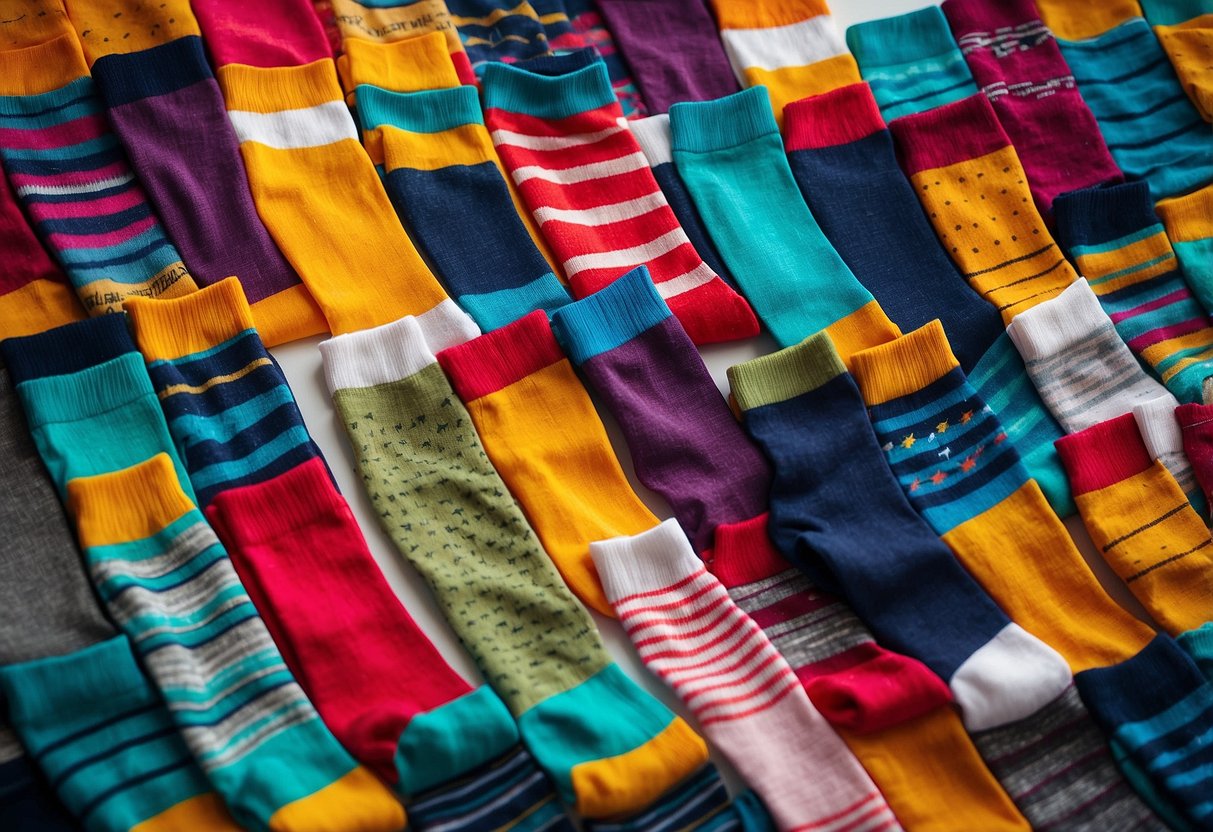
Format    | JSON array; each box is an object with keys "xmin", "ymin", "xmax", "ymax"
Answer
[
  {"xmin": 1054, "ymin": 180, "xmax": 1213, "ymax": 405},
  {"xmin": 940, "ymin": 0, "xmax": 1123, "ymax": 216},
  {"xmin": 592, "ymin": 520, "xmax": 901, "ymax": 832},
  {"xmin": 1157, "ymin": 185, "xmax": 1213, "ymax": 316},
  {"xmin": 0, "ymin": 32, "xmax": 197, "ymax": 314},
  {"xmin": 1178, "ymin": 402, "xmax": 1213, "ymax": 512},
  {"xmin": 320, "ymin": 314, "xmax": 708, "ymax": 819},
  {"xmin": 889, "ymin": 94, "xmax": 1079, "ymax": 325},
  {"xmin": 1056, "ymin": 413, "xmax": 1213, "ymax": 638},
  {"xmin": 191, "ymin": 0, "xmax": 333, "ymax": 67},
  {"xmin": 728, "ymin": 333, "xmax": 1074, "ymax": 732},
  {"xmin": 436, "ymin": 310, "xmax": 659, "ymax": 616},
  {"xmin": 549, "ymin": 267, "xmax": 770, "ymax": 552},
  {"xmin": 670, "ymin": 87, "xmax": 899, "ymax": 358},
  {"xmin": 481, "ymin": 57, "xmax": 758, "ymax": 345},
  {"xmin": 561, "ymin": 0, "xmax": 647, "ymax": 117},
  {"xmin": 357, "ymin": 83, "xmax": 570, "ymax": 331},
  {"xmin": 1140, "ymin": 0, "xmax": 1213, "ymax": 121},
  {"xmin": 66, "ymin": 454, "xmax": 406, "ymax": 832},
  {"xmin": 1007, "ymin": 279, "xmax": 1178, "ymax": 435},
  {"xmin": 708, "ymin": 0, "xmax": 859, "ymax": 127},
  {"xmin": 847, "ymin": 6, "xmax": 979, "ymax": 121},
  {"xmin": 1133, "ymin": 395, "xmax": 1205, "ymax": 513}
]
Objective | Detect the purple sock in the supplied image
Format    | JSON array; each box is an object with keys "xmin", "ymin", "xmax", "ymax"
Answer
[{"xmin": 549, "ymin": 265, "xmax": 771, "ymax": 551}]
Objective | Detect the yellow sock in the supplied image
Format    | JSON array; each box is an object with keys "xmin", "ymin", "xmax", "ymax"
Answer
[{"xmin": 1032, "ymin": 0, "xmax": 1142, "ymax": 40}]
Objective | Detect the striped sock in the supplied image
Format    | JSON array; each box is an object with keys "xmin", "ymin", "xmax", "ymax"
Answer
[
  {"xmin": 1140, "ymin": 0, "xmax": 1213, "ymax": 121},
  {"xmin": 1007, "ymin": 278, "xmax": 1178, "ymax": 434},
  {"xmin": 669, "ymin": 87, "xmax": 900, "ymax": 358},
  {"xmin": 592, "ymin": 520, "xmax": 902, "ymax": 832},
  {"xmin": 561, "ymin": 0, "xmax": 647, "ymax": 117},
  {"xmin": 444, "ymin": 0, "xmax": 553, "ymax": 72},
  {"xmin": 532, "ymin": 0, "xmax": 585, "ymax": 51},
  {"xmin": 847, "ymin": 6, "xmax": 980, "ymax": 121},
  {"xmin": 1055, "ymin": 181, "xmax": 1213, "ymax": 405},
  {"xmin": 584, "ymin": 763, "xmax": 774, "ymax": 832},
  {"xmin": 1133, "ymin": 395, "xmax": 1206, "ymax": 512},
  {"xmin": 66, "ymin": 454, "xmax": 406, "ymax": 832},
  {"xmin": 889, "ymin": 94, "xmax": 1079, "ymax": 325},
  {"xmin": 1157, "ymin": 185, "xmax": 1213, "ymax": 316},
  {"xmin": 481, "ymin": 57, "xmax": 758, "ymax": 345},
  {"xmin": 0, "ymin": 32, "xmax": 197, "ymax": 314}
]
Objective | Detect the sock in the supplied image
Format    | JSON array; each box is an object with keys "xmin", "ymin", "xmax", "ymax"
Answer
[
  {"xmin": 320, "ymin": 315, "xmax": 708, "ymax": 819},
  {"xmin": 728, "ymin": 332, "xmax": 1073, "ymax": 732},
  {"xmin": 669, "ymin": 87, "xmax": 899, "ymax": 358},
  {"xmin": 481, "ymin": 58, "xmax": 758, "ymax": 345},
  {"xmin": 436, "ymin": 310, "xmax": 658, "ymax": 616},
  {"xmin": 708, "ymin": 0, "xmax": 860, "ymax": 128},
  {"xmin": 1178, "ymin": 402, "xmax": 1213, "ymax": 512},
  {"xmin": 532, "ymin": 0, "xmax": 585, "ymax": 52},
  {"xmin": 1140, "ymin": 0, "xmax": 1213, "ymax": 121},
  {"xmin": 357, "ymin": 83, "xmax": 570, "ymax": 331},
  {"xmin": 582, "ymin": 763, "xmax": 775, "ymax": 832},
  {"xmin": 1134, "ymin": 395, "xmax": 1206, "ymax": 512},
  {"xmin": 561, "ymin": 0, "xmax": 647, "ymax": 117},
  {"xmin": 889, "ymin": 94, "xmax": 1079, "ymax": 325},
  {"xmin": 0, "ymin": 32, "xmax": 197, "ymax": 314},
  {"xmin": 67, "ymin": 453, "xmax": 405, "ymax": 832},
  {"xmin": 1157, "ymin": 185, "xmax": 1213, "ymax": 316},
  {"xmin": 214, "ymin": 58, "xmax": 470, "ymax": 336},
  {"xmin": 1056, "ymin": 413, "xmax": 1213, "ymax": 638},
  {"xmin": 337, "ymin": 31, "xmax": 466, "ymax": 98},
  {"xmin": 850, "ymin": 319, "xmax": 1159, "ymax": 673},
  {"xmin": 940, "ymin": 0, "xmax": 1123, "ymax": 216},
  {"xmin": 709, "ymin": 515, "xmax": 1032, "ymax": 832},
  {"xmin": 330, "ymin": 0, "xmax": 462, "ymax": 56},
  {"xmin": 846, "ymin": 6, "xmax": 979, "ymax": 121},
  {"xmin": 445, "ymin": 0, "xmax": 552, "ymax": 72},
  {"xmin": 70, "ymin": 0, "xmax": 325, "ymax": 347},
  {"xmin": 592, "ymin": 520, "xmax": 901, "ymax": 832},
  {"xmin": 191, "ymin": 0, "xmax": 332, "ymax": 67},
  {"xmin": 1, "ymin": 314, "xmax": 196, "ymax": 504},
  {"xmin": 1007, "ymin": 278, "xmax": 1178, "ymax": 434},
  {"xmin": 0, "ymin": 731, "xmax": 77, "ymax": 832},
  {"xmin": 550, "ymin": 267, "xmax": 770, "ymax": 552},
  {"xmin": 1054, "ymin": 181, "xmax": 1213, "ymax": 405},
  {"xmin": 595, "ymin": 0, "xmax": 739, "ymax": 114}
]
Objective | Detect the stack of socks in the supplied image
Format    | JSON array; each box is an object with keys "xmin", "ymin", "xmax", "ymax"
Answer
[
  {"xmin": 1140, "ymin": 0, "xmax": 1213, "ymax": 121},
  {"xmin": 1157, "ymin": 186, "xmax": 1213, "ymax": 315}
]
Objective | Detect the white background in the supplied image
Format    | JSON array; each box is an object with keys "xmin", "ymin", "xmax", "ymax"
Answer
[{"xmin": 271, "ymin": 0, "xmax": 1151, "ymax": 796}]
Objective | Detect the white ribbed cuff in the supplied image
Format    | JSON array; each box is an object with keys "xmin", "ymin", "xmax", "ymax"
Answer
[
  {"xmin": 589, "ymin": 519, "xmax": 698, "ymax": 604},
  {"xmin": 416, "ymin": 298, "xmax": 481, "ymax": 353},
  {"xmin": 629, "ymin": 114, "xmax": 673, "ymax": 167},
  {"xmin": 1007, "ymin": 279, "xmax": 1107, "ymax": 362},
  {"xmin": 1133, "ymin": 394, "xmax": 1185, "ymax": 462},
  {"xmin": 722, "ymin": 15, "xmax": 846, "ymax": 74},
  {"xmin": 319, "ymin": 315, "xmax": 435, "ymax": 394}
]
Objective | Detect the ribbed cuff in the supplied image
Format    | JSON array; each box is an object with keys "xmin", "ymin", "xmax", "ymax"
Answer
[
  {"xmin": 783, "ymin": 83, "xmax": 885, "ymax": 152},
  {"xmin": 339, "ymin": 32, "xmax": 461, "ymax": 95},
  {"xmin": 669, "ymin": 87, "xmax": 778, "ymax": 154},
  {"xmin": 319, "ymin": 314, "xmax": 435, "ymax": 394},
  {"xmin": 850, "ymin": 320, "xmax": 960, "ymax": 408},
  {"xmin": 846, "ymin": 6, "xmax": 961, "ymax": 67},
  {"xmin": 126, "ymin": 277, "xmax": 255, "ymax": 363},
  {"xmin": 1006, "ymin": 279, "xmax": 1106, "ymax": 362},
  {"xmin": 728, "ymin": 331, "xmax": 845, "ymax": 413},
  {"xmin": 357, "ymin": 84, "xmax": 482, "ymax": 133},
  {"xmin": 206, "ymin": 457, "xmax": 344, "ymax": 547},
  {"xmin": 1176, "ymin": 402, "xmax": 1213, "ymax": 430},
  {"xmin": 628, "ymin": 114, "xmax": 673, "ymax": 167},
  {"xmin": 1055, "ymin": 413, "xmax": 1152, "ymax": 495},
  {"xmin": 888, "ymin": 94, "xmax": 1009, "ymax": 176},
  {"xmin": 519, "ymin": 48, "xmax": 601, "ymax": 77},
  {"xmin": 1139, "ymin": 0, "xmax": 1206, "ymax": 26},
  {"xmin": 589, "ymin": 518, "xmax": 698, "ymax": 604},
  {"xmin": 481, "ymin": 60, "xmax": 616, "ymax": 122},
  {"xmin": 1132, "ymin": 395, "xmax": 1184, "ymax": 463},
  {"xmin": 16, "ymin": 352, "xmax": 155, "ymax": 429},
  {"xmin": 549, "ymin": 266, "xmax": 670, "ymax": 365},
  {"xmin": 1076, "ymin": 635, "xmax": 1205, "ymax": 729},
  {"xmin": 1, "ymin": 313, "xmax": 137, "ymax": 385},
  {"xmin": 414, "ymin": 298, "xmax": 480, "ymax": 353},
  {"xmin": 1156, "ymin": 185, "xmax": 1213, "ymax": 244},
  {"xmin": 437, "ymin": 310, "xmax": 565, "ymax": 402},
  {"xmin": 707, "ymin": 513, "xmax": 788, "ymax": 589},
  {"xmin": 0, "ymin": 32, "xmax": 89, "ymax": 98},
  {"xmin": 67, "ymin": 453, "xmax": 196, "ymax": 549},
  {"xmin": 92, "ymin": 35, "xmax": 212, "ymax": 107},
  {"xmin": 942, "ymin": 0, "xmax": 1045, "ymax": 36},
  {"xmin": 710, "ymin": 0, "xmax": 831, "ymax": 31},
  {"xmin": 1053, "ymin": 181, "xmax": 1159, "ymax": 252},
  {"xmin": 217, "ymin": 58, "xmax": 343, "ymax": 113}
]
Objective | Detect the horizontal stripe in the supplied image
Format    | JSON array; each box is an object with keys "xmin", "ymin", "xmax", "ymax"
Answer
[
  {"xmin": 228, "ymin": 101, "xmax": 356, "ymax": 149},
  {"xmin": 562, "ymin": 227, "xmax": 689, "ymax": 276},
  {"xmin": 511, "ymin": 150, "xmax": 648, "ymax": 185},
  {"xmin": 490, "ymin": 123, "xmax": 624, "ymax": 151}
]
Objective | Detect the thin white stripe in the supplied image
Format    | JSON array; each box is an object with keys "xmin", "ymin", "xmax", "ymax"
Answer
[
  {"xmin": 635, "ymin": 605, "xmax": 750, "ymax": 655},
  {"xmin": 562, "ymin": 227, "xmax": 690, "ymax": 276},
  {"xmin": 653, "ymin": 261, "xmax": 718, "ymax": 300},
  {"xmin": 532, "ymin": 191, "xmax": 667, "ymax": 226},
  {"xmin": 682, "ymin": 663, "xmax": 796, "ymax": 714},
  {"xmin": 722, "ymin": 15, "xmax": 846, "ymax": 76},
  {"xmin": 511, "ymin": 150, "xmax": 648, "ymax": 185},
  {"xmin": 629, "ymin": 114, "xmax": 673, "ymax": 167},
  {"xmin": 15, "ymin": 172, "xmax": 133, "ymax": 197},
  {"xmin": 228, "ymin": 101, "xmax": 357, "ymax": 149},
  {"xmin": 614, "ymin": 571, "xmax": 716, "ymax": 615},
  {"xmin": 694, "ymin": 673, "xmax": 799, "ymax": 722},
  {"xmin": 490, "ymin": 123, "xmax": 623, "ymax": 150},
  {"xmin": 674, "ymin": 647, "xmax": 786, "ymax": 701}
]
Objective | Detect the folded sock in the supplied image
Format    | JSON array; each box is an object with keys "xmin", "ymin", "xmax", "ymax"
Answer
[
  {"xmin": 1133, "ymin": 395, "xmax": 1206, "ymax": 512},
  {"xmin": 1007, "ymin": 278, "xmax": 1178, "ymax": 434},
  {"xmin": 1157, "ymin": 185, "xmax": 1213, "ymax": 316},
  {"xmin": 436, "ymin": 310, "xmax": 659, "ymax": 616},
  {"xmin": 0, "ymin": 33, "xmax": 197, "ymax": 314},
  {"xmin": 481, "ymin": 58, "xmax": 758, "ymax": 345},
  {"xmin": 1178, "ymin": 402, "xmax": 1213, "ymax": 511},
  {"xmin": 670, "ymin": 87, "xmax": 899, "ymax": 358},
  {"xmin": 336, "ymin": 31, "xmax": 468, "ymax": 97},
  {"xmin": 561, "ymin": 0, "xmax": 648, "ymax": 117},
  {"xmin": 1140, "ymin": 0, "xmax": 1213, "ymax": 122},
  {"xmin": 550, "ymin": 267, "xmax": 771, "ymax": 552},
  {"xmin": 188, "ymin": 0, "xmax": 333, "ymax": 67},
  {"xmin": 329, "ymin": 0, "xmax": 466, "ymax": 62},
  {"xmin": 889, "ymin": 94, "xmax": 1079, "ymax": 325}
]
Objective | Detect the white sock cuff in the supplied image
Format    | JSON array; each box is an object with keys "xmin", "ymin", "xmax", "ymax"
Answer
[
  {"xmin": 1133, "ymin": 395, "xmax": 1185, "ymax": 461},
  {"xmin": 722, "ymin": 15, "xmax": 846, "ymax": 75},
  {"xmin": 628, "ymin": 114, "xmax": 673, "ymax": 167},
  {"xmin": 319, "ymin": 315, "xmax": 435, "ymax": 394},
  {"xmin": 1007, "ymin": 278, "xmax": 1106, "ymax": 362},
  {"xmin": 589, "ymin": 519, "xmax": 702, "ymax": 605},
  {"xmin": 950, "ymin": 623, "xmax": 1072, "ymax": 731},
  {"xmin": 415, "ymin": 298, "xmax": 481, "ymax": 353}
]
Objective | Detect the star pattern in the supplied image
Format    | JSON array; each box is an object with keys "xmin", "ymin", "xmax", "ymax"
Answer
[{"xmin": 901, "ymin": 434, "xmax": 916, "ymax": 449}]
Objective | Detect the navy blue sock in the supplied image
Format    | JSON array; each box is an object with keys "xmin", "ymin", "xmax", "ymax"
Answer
[
  {"xmin": 0, "ymin": 747, "xmax": 79, "ymax": 832},
  {"xmin": 0, "ymin": 313, "xmax": 136, "ymax": 386}
]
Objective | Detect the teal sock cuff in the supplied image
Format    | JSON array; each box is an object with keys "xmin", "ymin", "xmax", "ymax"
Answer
[
  {"xmin": 357, "ymin": 84, "xmax": 484, "ymax": 134},
  {"xmin": 458, "ymin": 273, "xmax": 570, "ymax": 333},
  {"xmin": 846, "ymin": 6, "xmax": 961, "ymax": 67},
  {"xmin": 482, "ymin": 60, "xmax": 615, "ymax": 121},
  {"xmin": 1138, "ymin": 0, "xmax": 1202, "ymax": 26},
  {"xmin": 550, "ymin": 266, "xmax": 670, "ymax": 365},
  {"xmin": 16, "ymin": 353, "xmax": 154, "ymax": 430},
  {"xmin": 669, "ymin": 87, "xmax": 779, "ymax": 154}
]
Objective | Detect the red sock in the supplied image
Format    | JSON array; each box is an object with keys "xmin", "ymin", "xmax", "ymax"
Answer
[{"xmin": 1177, "ymin": 403, "xmax": 1213, "ymax": 514}]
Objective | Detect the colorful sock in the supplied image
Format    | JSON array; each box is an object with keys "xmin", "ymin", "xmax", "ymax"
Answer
[
  {"xmin": 320, "ymin": 315, "xmax": 708, "ymax": 819},
  {"xmin": 357, "ymin": 83, "xmax": 570, "ymax": 331},
  {"xmin": 442, "ymin": 0, "xmax": 552, "ymax": 72},
  {"xmin": 592, "ymin": 520, "xmax": 901, "ymax": 832},
  {"xmin": 1178, "ymin": 402, "xmax": 1213, "ymax": 512},
  {"xmin": 1157, "ymin": 185, "xmax": 1213, "ymax": 316},
  {"xmin": 709, "ymin": 515, "xmax": 1032, "ymax": 832},
  {"xmin": 72, "ymin": 18, "xmax": 324, "ymax": 345},
  {"xmin": 329, "ymin": 0, "xmax": 465, "ymax": 61},
  {"xmin": 336, "ymin": 31, "xmax": 466, "ymax": 98},
  {"xmin": 708, "ymin": 0, "xmax": 860, "ymax": 128},
  {"xmin": 1140, "ymin": 0, "xmax": 1213, "ymax": 121},
  {"xmin": 889, "ymin": 94, "xmax": 1079, "ymax": 325},
  {"xmin": 481, "ymin": 58, "xmax": 758, "ymax": 345},
  {"xmin": 847, "ymin": 6, "xmax": 979, "ymax": 121},
  {"xmin": 670, "ymin": 87, "xmax": 899, "ymax": 358},
  {"xmin": 550, "ymin": 267, "xmax": 770, "ymax": 552},
  {"xmin": 850, "ymin": 319, "xmax": 1159, "ymax": 673},
  {"xmin": 0, "ymin": 731, "xmax": 77, "ymax": 832},
  {"xmin": 0, "ymin": 32, "xmax": 197, "ymax": 314},
  {"xmin": 594, "ymin": 0, "xmax": 739, "ymax": 113},
  {"xmin": 67, "ymin": 453, "xmax": 406, "ymax": 832},
  {"xmin": 1134, "ymin": 395, "xmax": 1205, "ymax": 512},
  {"xmin": 561, "ymin": 0, "xmax": 647, "ymax": 117},
  {"xmin": 532, "ymin": 0, "xmax": 585, "ymax": 51},
  {"xmin": 1054, "ymin": 180, "xmax": 1213, "ymax": 404},
  {"xmin": 191, "ymin": 0, "xmax": 333, "ymax": 67},
  {"xmin": 941, "ymin": 0, "xmax": 1123, "ymax": 215},
  {"xmin": 582, "ymin": 764, "xmax": 775, "ymax": 832},
  {"xmin": 1007, "ymin": 279, "xmax": 1178, "ymax": 434}
]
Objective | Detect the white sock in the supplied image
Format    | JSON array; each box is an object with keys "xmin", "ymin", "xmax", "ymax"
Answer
[
  {"xmin": 1133, "ymin": 395, "xmax": 1205, "ymax": 512},
  {"xmin": 950, "ymin": 623, "xmax": 1072, "ymax": 732}
]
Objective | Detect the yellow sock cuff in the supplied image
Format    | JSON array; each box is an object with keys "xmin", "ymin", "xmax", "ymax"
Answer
[
  {"xmin": 382, "ymin": 123, "xmax": 494, "ymax": 171},
  {"xmin": 70, "ymin": 0, "xmax": 200, "ymax": 64},
  {"xmin": 338, "ymin": 32, "xmax": 462, "ymax": 94},
  {"xmin": 127, "ymin": 277, "xmax": 255, "ymax": 362},
  {"xmin": 1157, "ymin": 183, "xmax": 1213, "ymax": 243},
  {"xmin": 822, "ymin": 300, "xmax": 901, "ymax": 367},
  {"xmin": 0, "ymin": 31, "xmax": 89, "ymax": 96},
  {"xmin": 851, "ymin": 320, "xmax": 960, "ymax": 407},
  {"xmin": 1034, "ymin": 0, "xmax": 1141, "ymax": 40},
  {"xmin": 132, "ymin": 793, "xmax": 243, "ymax": 832},
  {"xmin": 218, "ymin": 59, "xmax": 343, "ymax": 113},
  {"xmin": 267, "ymin": 766, "xmax": 406, "ymax": 832},
  {"xmin": 68, "ymin": 454, "xmax": 195, "ymax": 549},
  {"xmin": 0, "ymin": 280, "xmax": 86, "ymax": 338}
]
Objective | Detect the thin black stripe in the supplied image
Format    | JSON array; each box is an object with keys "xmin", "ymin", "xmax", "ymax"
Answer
[
  {"xmin": 964, "ymin": 244, "xmax": 1055, "ymax": 279},
  {"xmin": 1126, "ymin": 539, "xmax": 1213, "ymax": 583},
  {"xmin": 985, "ymin": 257, "xmax": 1069, "ymax": 293},
  {"xmin": 1102, "ymin": 503, "xmax": 1188, "ymax": 552}
]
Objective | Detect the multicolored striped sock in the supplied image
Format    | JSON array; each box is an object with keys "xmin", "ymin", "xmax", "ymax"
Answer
[
  {"xmin": 444, "ymin": 0, "xmax": 553, "ymax": 72},
  {"xmin": 532, "ymin": 0, "xmax": 584, "ymax": 51},
  {"xmin": 0, "ymin": 32, "xmax": 197, "ymax": 314},
  {"xmin": 1133, "ymin": 395, "xmax": 1206, "ymax": 512},
  {"xmin": 561, "ymin": 0, "xmax": 647, "ymax": 117},
  {"xmin": 582, "ymin": 763, "xmax": 773, "ymax": 832},
  {"xmin": 592, "ymin": 520, "xmax": 902, "ymax": 832},
  {"xmin": 481, "ymin": 57, "xmax": 758, "ymax": 345},
  {"xmin": 1140, "ymin": 0, "xmax": 1213, "ymax": 121},
  {"xmin": 1157, "ymin": 185, "xmax": 1213, "ymax": 316}
]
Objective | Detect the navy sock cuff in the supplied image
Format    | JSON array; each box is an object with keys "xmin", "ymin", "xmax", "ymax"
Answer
[
  {"xmin": 1076, "ymin": 635, "xmax": 1207, "ymax": 729},
  {"xmin": 1, "ymin": 313, "xmax": 138, "ymax": 386},
  {"xmin": 1054, "ymin": 181, "xmax": 1160, "ymax": 250},
  {"xmin": 520, "ymin": 47, "xmax": 602, "ymax": 77},
  {"xmin": 92, "ymin": 35, "xmax": 214, "ymax": 107}
]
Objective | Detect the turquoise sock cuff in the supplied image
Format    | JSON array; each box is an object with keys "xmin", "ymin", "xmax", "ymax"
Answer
[
  {"xmin": 458, "ymin": 273, "xmax": 570, "ymax": 333},
  {"xmin": 847, "ymin": 6, "xmax": 961, "ymax": 67},
  {"xmin": 482, "ymin": 60, "xmax": 615, "ymax": 120},
  {"xmin": 357, "ymin": 84, "xmax": 483, "ymax": 134},
  {"xmin": 549, "ymin": 266, "xmax": 671, "ymax": 365},
  {"xmin": 16, "ymin": 353, "xmax": 155, "ymax": 430},
  {"xmin": 669, "ymin": 87, "xmax": 778, "ymax": 154},
  {"xmin": 0, "ymin": 636, "xmax": 145, "ymax": 729},
  {"xmin": 1139, "ymin": 0, "xmax": 1205, "ymax": 25}
]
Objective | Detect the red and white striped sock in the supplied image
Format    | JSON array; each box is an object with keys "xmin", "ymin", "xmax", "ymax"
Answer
[
  {"xmin": 591, "ymin": 519, "xmax": 901, "ymax": 832},
  {"xmin": 481, "ymin": 58, "xmax": 759, "ymax": 345}
]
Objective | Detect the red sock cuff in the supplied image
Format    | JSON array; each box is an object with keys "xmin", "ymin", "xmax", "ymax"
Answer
[
  {"xmin": 803, "ymin": 649, "xmax": 953, "ymax": 734},
  {"xmin": 1055, "ymin": 413, "xmax": 1153, "ymax": 494},
  {"xmin": 437, "ymin": 310, "xmax": 566, "ymax": 402},
  {"xmin": 1176, "ymin": 403, "xmax": 1213, "ymax": 430},
  {"xmin": 889, "ymin": 94, "xmax": 1010, "ymax": 176},
  {"xmin": 783, "ymin": 83, "xmax": 885, "ymax": 152},
  {"xmin": 707, "ymin": 514, "xmax": 789, "ymax": 590},
  {"xmin": 206, "ymin": 458, "xmax": 345, "ymax": 547}
]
